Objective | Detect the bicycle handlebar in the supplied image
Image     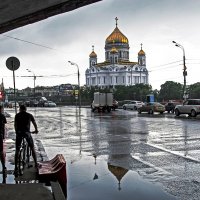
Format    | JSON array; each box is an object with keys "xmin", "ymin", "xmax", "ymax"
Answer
[{"xmin": 30, "ymin": 131, "xmax": 38, "ymax": 134}]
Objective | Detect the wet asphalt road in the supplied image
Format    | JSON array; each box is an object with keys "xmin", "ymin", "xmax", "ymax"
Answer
[{"xmin": 3, "ymin": 106, "xmax": 200, "ymax": 200}]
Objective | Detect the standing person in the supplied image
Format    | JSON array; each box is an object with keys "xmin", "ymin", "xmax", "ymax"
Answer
[
  {"xmin": 0, "ymin": 105, "xmax": 7, "ymax": 172},
  {"xmin": 14, "ymin": 105, "xmax": 38, "ymax": 174}
]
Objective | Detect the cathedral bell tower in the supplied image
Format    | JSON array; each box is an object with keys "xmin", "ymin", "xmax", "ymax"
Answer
[
  {"xmin": 138, "ymin": 43, "xmax": 146, "ymax": 66},
  {"xmin": 89, "ymin": 45, "xmax": 97, "ymax": 68}
]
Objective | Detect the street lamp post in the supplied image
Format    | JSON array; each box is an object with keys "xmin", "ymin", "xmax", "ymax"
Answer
[
  {"xmin": 172, "ymin": 41, "xmax": 187, "ymax": 100},
  {"xmin": 68, "ymin": 61, "xmax": 81, "ymax": 108},
  {"xmin": 26, "ymin": 69, "xmax": 36, "ymax": 99}
]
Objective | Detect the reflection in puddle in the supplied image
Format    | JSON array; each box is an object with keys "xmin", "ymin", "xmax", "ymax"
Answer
[{"xmin": 67, "ymin": 156, "xmax": 176, "ymax": 200}]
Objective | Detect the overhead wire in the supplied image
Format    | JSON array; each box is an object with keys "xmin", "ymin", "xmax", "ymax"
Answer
[
  {"xmin": 149, "ymin": 60, "xmax": 182, "ymax": 69},
  {"xmin": 1, "ymin": 34, "xmax": 76, "ymax": 55},
  {"xmin": 150, "ymin": 76, "xmax": 183, "ymax": 82},
  {"xmin": 149, "ymin": 64, "xmax": 183, "ymax": 72},
  {"xmin": 1, "ymin": 73, "xmax": 77, "ymax": 79},
  {"xmin": 3, "ymin": 34, "xmax": 56, "ymax": 51}
]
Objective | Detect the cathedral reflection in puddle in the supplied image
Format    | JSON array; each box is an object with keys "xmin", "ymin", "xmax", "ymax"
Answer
[{"xmin": 67, "ymin": 156, "xmax": 176, "ymax": 200}]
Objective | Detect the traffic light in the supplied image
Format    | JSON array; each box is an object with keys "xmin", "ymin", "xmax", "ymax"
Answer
[{"xmin": 0, "ymin": 91, "xmax": 5, "ymax": 100}]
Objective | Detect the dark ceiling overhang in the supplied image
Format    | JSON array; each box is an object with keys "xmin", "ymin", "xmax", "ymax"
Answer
[{"xmin": 0, "ymin": 0, "xmax": 101, "ymax": 34}]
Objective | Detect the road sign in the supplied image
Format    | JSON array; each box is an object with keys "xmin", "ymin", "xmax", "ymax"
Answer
[
  {"xmin": 6, "ymin": 56, "xmax": 20, "ymax": 114},
  {"xmin": 6, "ymin": 56, "xmax": 20, "ymax": 71}
]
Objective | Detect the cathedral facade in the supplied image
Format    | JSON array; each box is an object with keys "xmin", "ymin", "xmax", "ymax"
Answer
[{"xmin": 85, "ymin": 18, "xmax": 149, "ymax": 89}]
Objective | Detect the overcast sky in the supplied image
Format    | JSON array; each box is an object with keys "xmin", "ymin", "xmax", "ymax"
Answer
[{"xmin": 1, "ymin": 0, "xmax": 200, "ymax": 90}]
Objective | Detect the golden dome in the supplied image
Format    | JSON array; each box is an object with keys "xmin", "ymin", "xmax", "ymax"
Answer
[
  {"xmin": 89, "ymin": 51, "xmax": 97, "ymax": 57},
  {"xmin": 138, "ymin": 43, "xmax": 145, "ymax": 55},
  {"xmin": 106, "ymin": 27, "xmax": 128, "ymax": 44},
  {"xmin": 108, "ymin": 164, "xmax": 128, "ymax": 182},
  {"xmin": 89, "ymin": 45, "xmax": 97, "ymax": 57},
  {"xmin": 138, "ymin": 49, "xmax": 145, "ymax": 56},
  {"xmin": 110, "ymin": 46, "xmax": 118, "ymax": 54},
  {"xmin": 106, "ymin": 18, "xmax": 128, "ymax": 44}
]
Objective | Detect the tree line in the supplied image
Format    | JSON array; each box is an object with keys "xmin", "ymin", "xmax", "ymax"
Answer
[{"xmin": 81, "ymin": 81, "xmax": 200, "ymax": 103}]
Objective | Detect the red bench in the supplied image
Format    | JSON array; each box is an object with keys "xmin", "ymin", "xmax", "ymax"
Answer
[{"xmin": 38, "ymin": 154, "xmax": 67, "ymax": 197}]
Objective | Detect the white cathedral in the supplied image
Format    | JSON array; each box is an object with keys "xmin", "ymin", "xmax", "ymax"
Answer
[{"xmin": 85, "ymin": 18, "xmax": 149, "ymax": 89}]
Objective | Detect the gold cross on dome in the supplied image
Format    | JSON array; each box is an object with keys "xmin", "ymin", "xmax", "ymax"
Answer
[
  {"xmin": 92, "ymin": 45, "xmax": 94, "ymax": 51},
  {"xmin": 140, "ymin": 43, "xmax": 143, "ymax": 50}
]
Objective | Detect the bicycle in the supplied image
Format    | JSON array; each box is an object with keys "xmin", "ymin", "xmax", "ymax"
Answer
[{"xmin": 16, "ymin": 131, "xmax": 37, "ymax": 176}]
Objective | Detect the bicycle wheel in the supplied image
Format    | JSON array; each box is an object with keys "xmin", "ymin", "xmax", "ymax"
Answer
[
  {"xmin": 18, "ymin": 148, "xmax": 25, "ymax": 176},
  {"xmin": 26, "ymin": 145, "xmax": 32, "ymax": 168}
]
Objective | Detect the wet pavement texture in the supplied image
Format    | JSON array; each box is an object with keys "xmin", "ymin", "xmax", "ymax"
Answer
[{"xmin": 1, "ymin": 106, "xmax": 200, "ymax": 200}]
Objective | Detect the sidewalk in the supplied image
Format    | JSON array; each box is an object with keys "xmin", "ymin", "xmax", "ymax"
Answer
[{"xmin": 0, "ymin": 139, "xmax": 65, "ymax": 200}]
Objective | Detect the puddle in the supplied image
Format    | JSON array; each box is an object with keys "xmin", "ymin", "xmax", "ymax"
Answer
[
  {"xmin": 67, "ymin": 156, "xmax": 176, "ymax": 200},
  {"xmin": 0, "ymin": 138, "xmax": 177, "ymax": 199}
]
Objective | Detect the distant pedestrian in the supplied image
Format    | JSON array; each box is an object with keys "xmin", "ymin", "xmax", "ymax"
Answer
[
  {"xmin": 14, "ymin": 105, "xmax": 38, "ymax": 174},
  {"xmin": 0, "ymin": 105, "xmax": 7, "ymax": 172}
]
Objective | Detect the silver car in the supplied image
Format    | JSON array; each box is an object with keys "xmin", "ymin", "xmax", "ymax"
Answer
[
  {"xmin": 174, "ymin": 99, "xmax": 200, "ymax": 117},
  {"xmin": 44, "ymin": 101, "xmax": 57, "ymax": 107},
  {"xmin": 122, "ymin": 100, "xmax": 144, "ymax": 110}
]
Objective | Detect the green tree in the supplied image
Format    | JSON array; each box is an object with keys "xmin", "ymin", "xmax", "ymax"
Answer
[
  {"xmin": 81, "ymin": 84, "xmax": 152, "ymax": 104},
  {"xmin": 152, "ymin": 89, "xmax": 159, "ymax": 102},
  {"xmin": 113, "ymin": 84, "xmax": 152, "ymax": 101},
  {"xmin": 133, "ymin": 84, "xmax": 152, "ymax": 101},
  {"xmin": 188, "ymin": 82, "xmax": 200, "ymax": 99},
  {"xmin": 158, "ymin": 81, "xmax": 182, "ymax": 101}
]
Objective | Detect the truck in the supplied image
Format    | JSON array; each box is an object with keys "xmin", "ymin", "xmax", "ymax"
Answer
[{"xmin": 91, "ymin": 92, "xmax": 113, "ymax": 112}]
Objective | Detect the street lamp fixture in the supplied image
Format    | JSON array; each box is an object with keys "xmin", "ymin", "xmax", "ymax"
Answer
[
  {"xmin": 172, "ymin": 41, "xmax": 187, "ymax": 100},
  {"xmin": 26, "ymin": 68, "xmax": 36, "ymax": 99},
  {"xmin": 68, "ymin": 61, "xmax": 81, "ymax": 108}
]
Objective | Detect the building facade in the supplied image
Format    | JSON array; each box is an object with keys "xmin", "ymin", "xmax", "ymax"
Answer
[{"xmin": 85, "ymin": 18, "xmax": 149, "ymax": 89}]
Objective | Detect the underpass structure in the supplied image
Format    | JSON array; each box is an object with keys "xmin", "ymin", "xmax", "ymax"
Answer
[{"xmin": 0, "ymin": 0, "xmax": 101, "ymax": 34}]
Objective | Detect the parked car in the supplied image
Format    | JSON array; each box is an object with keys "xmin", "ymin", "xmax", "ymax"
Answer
[
  {"xmin": 174, "ymin": 99, "xmax": 200, "ymax": 117},
  {"xmin": 165, "ymin": 102, "xmax": 180, "ymax": 113},
  {"xmin": 8, "ymin": 101, "xmax": 19, "ymax": 108},
  {"xmin": 122, "ymin": 100, "xmax": 144, "ymax": 110},
  {"xmin": 44, "ymin": 101, "xmax": 57, "ymax": 107},
  {"xmin": 138, "ymin": 102, "xmax": 165, "ymax": 114},
  {"xmin": 112, "ymin": 99, "xmax": 119, "ymax": 110},
  {"xmin": 30, "ymin": 100, "xmax": 39, "ymax": 107}
]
